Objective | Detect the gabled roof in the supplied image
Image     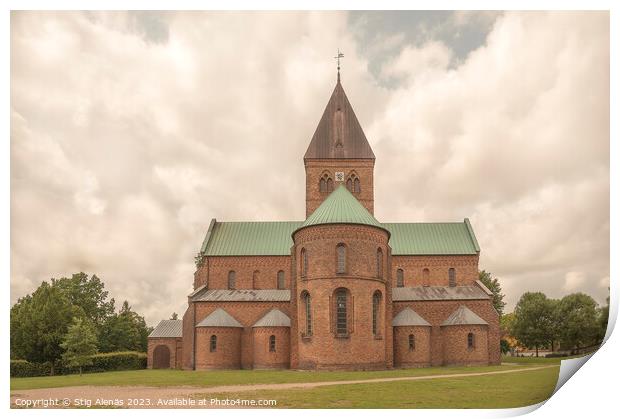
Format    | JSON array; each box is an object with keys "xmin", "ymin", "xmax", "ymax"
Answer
[
  {"xmin": 196, "ymin": 308, "xmax": 243, "ymax": 328},
  {"xmin": 304, "ymin": 80, "xmax": 375, "ymax": 160},
  {"xmin": 253, "ymin": 309, "xmax": 291, "ymax": 327},
  {"xmin": 441, "ymin": 305, "xmax": 488, "ymax": 326},
  {"xmin": 392, "ymin": 285, "xmax": 489, "ymax": 302},
  {"xmin": 392, "ymin": 308, "xmax": 431, "ymax": 327},
  {"xmin": 297, "ymin": 185, "xmax": 387, "ymax": 233},
  {"xmin": 199, "ymin": 219, "xmax": 478, "ymax": 257},
  {"xmin": 148, "ymin": 319, "xmax": 183, "ymax": 338},
  {"xmin": 191, "ymin": 289, "xmax": 291, "ymax": 302}
]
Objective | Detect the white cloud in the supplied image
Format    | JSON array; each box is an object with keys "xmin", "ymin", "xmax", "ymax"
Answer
[{"xmin": 11, "ymin": 11, "xmax": 609, "ymax": 323}]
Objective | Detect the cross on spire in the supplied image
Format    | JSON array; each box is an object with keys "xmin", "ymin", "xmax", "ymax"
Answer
[{"xmin": 334, "ymin": 49, "xmax": 344, "ymax": 82}]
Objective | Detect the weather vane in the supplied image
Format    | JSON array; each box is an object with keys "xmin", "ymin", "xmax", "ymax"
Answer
[{"xmin": 334, "ymin": 49, "xmax": 344, "ymax": 82}]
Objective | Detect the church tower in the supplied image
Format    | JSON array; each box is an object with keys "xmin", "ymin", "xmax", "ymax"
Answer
[{"xmin": 304, "ymin": 74, "xmax": 375, "ymax": 217}]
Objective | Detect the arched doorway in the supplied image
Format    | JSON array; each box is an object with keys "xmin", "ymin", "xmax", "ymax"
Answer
[{"xmin": 153, "ymin": 345, "xmax": 171, "ymax": 369}]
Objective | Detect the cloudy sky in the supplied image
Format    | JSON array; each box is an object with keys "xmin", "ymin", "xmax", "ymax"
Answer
[{"xmin": 10, "ymin": 11, "xmax": 609, "ymax": 325}]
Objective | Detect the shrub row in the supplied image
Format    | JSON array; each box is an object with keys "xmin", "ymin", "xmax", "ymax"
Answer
[{"xmin": 11, "ymin": 351, "xmax": 147, "ymax": 377}]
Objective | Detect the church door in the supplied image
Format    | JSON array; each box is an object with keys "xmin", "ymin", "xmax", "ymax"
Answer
[{"xmin": 153, "ymin": 345, "xmax": 171, "ymax": 369}]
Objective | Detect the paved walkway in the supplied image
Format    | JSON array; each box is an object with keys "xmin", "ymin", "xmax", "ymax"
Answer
[{"xmin": 10, "ymin": 365, "xmax": 558, "ymax": 409}]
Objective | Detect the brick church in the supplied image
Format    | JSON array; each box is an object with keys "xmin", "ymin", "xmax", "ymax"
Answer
[{"xmin": 147, "ymin": 70, "xmax": 500, "ymax": 371}]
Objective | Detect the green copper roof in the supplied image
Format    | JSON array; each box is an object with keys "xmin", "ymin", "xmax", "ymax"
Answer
[
  {"xmin": 201, "ymin": 218, "xmax": 479, "ymax": 256},
  {"xmin": 299, "ymin": 184, "xmax": 386, "ymax": 232}
]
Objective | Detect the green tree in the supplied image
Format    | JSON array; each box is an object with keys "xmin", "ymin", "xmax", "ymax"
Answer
[
  {"xmin": 60, "ymin": 317, "xmax": 98, "ymax": 375},
  {"xmin": 170, "ymin": 312, "xmax": 178, "ymax": 320},
  {"xmin": 53, "ymin": 273, "xmax": 115, "ymax": 327},
  {"xmin": 597, "ymin": 291, "xmax": 610, "ymax": 342},
  {"xmin": 99, "ymin": 301, "xmax": 151, "ymax": 352},
  {"xmin": 512, "ymin": 292, "xmax": 555, "ymax": 357},
  {"xmin": 554, "ymin": 293, "xmax": 600, "ymax": 351},
  {"xmin": 478, "ymin": 270, "xmax": 506, "ymax": 316},
  {"xmin": 10, "ymin": 282, "xmax": 83, "ymax": 374}
]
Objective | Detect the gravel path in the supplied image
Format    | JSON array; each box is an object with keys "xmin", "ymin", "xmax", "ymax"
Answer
[{"xmin": 10, "ymin": 365, "xmax": 557, "ymax": 409}]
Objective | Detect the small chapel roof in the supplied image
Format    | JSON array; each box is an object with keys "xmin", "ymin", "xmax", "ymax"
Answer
[
  {"xmin": 441, "ymin": 305, "xmax": 488, "ymax": 326},
  {"xmin": 392, "ymin": 285, "xmax": 490, "ymax": 302},
  {"xmin": 392, "ymin": 308, "xmax": 431, "ymax": 327},
  {"xmin": 196, "ymin": 308, "xmax": 243, "ymax": 328},
  {"xmin": 148, "ymin": 319, "xmax": 183, "ymax": 338},
  {"xmin": 297, "ymin": 184, "xmax": 387, "ymax": 233},
  {"xmin": 252, "ymin": 309, "xmax": 291, "ymax": 327},
  {"xmin": 191, "ymin": 289, "xmax": 291, "ymax": 303},
  {"xmin": 304, "ymin": 80, "xmax": 375, "ymax": 160}
]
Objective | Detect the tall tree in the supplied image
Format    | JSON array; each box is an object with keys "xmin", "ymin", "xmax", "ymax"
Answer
[
  {"xmin": 60, "ymin": 317, "xmax": 98, "ymax": 376},
  {"xmin": 170, "ymin": 312, "xmax": 179, "ymax": 320},
  {"xmin": 478, "ymin": 270, "xmax": 506, "ymax": 315},
  {"xmin": 99, "ymin": 301, "xmax": 151, "ymax": 352},
  {"xmin": 512, "ymin": 292, "xmax": 555, "ymax": 356},
  {"xmin": 554, "ymin": 293, "xmax": 600, "ymax": 351},
  {"xmin": 598, "ymin": 292, "xmax": 610, "ymax": 342},
  {"xmin": 10, "ymin": 281, "xmax": 83, "ymax": 374},
  {"xmin": 53, "ymin": 273, "xmax": 115, "ymax": 327}
]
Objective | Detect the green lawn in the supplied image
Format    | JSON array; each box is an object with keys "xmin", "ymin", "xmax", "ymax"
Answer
[
  {"xmin": 13, "ymin": 364, "xmax": 537, "ymax": 391},
  {"xmin": 199, "ymin": 366, "xmax": 560, "ymax": 409}
]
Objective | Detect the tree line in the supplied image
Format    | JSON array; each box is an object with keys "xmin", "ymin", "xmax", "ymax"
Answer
[{"xmin": 10, "ymin": 272, "xmax": 152, "ymax": 374}]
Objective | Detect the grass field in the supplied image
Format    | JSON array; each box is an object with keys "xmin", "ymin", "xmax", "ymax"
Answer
[{"xmin": 10, "ymin": 355, "xmax": 569, "ymax": 408}]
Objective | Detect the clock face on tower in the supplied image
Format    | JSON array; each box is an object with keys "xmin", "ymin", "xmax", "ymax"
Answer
[{"xmin": 335, "ymin": 172, "xmax": 344, "ymax": 182}]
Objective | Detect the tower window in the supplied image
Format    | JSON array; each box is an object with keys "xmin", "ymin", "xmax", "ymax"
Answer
[
  {"xmin": 372, "ymin": 291, "xmax": 381, "ymax": 336},
  {"xmin": 409, "ymin": 334, "xmax": 415, "ymax": 351},
  {"xmin": 210, "ymin": 335, "xmax": 217, "ymax": 352},
  {"xmin": 227, "ymin": 271, "xmax": 236, "ymax": 290},
  {"xmin": 354, "ymin": 178, "xmax": 360, "ymax": 193},
  {"xmin": 346, "ymin": 178, "xmax": 353, "ymax": 191},
  {"xmin": 335, "ymin": 288, "xmax": 348, "ymax": 335},
  {"xmin": 320, "ymin": 174, "xmax": 334, "ymax": 193},
  {"xmin": 346, "ymin": 174, "xmax": 360, "ymax": 193},
  {"xmin": 396, "ymin": 269, "xmax": 404, "ymax": 287},
  {"xmin": 269, "ymin": 335, "xmax": 276, "ymax": 352},
  {"xmin": 468, "ymin": 332, "xmax": 475, "ymax": 349},
  {"xmin": 327, "ymin": 178, "xmax": 334, "ymax": 192},
  {"xmin": 301, "ymin": 248, "xmax": 308, "ymax": 278},
  {"xmin": 277, "ymin": 270, "xmax": 285, "ymax": 289},
  {"xmin": 302, "ymin": 291, "xmax": 312, "ymax": 336},
  {"xmin": 376, "ymin": 248, "xmax": 383, "ymax": 278},
  {"xmin": 449, "ymin": 268, "xmax": 456, "ymax": 287},
  {"xmin": 336, "ymin": 244, "xmax": 346, "ymax": 274}
]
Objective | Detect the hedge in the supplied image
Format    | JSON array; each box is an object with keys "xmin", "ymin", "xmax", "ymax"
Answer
[{"xmin": 11, "ymin": 351, "xmax": 147, "ymax": 377}]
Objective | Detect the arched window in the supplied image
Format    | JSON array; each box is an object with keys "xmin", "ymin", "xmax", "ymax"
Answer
[
  {"xmin": 354, "ymin": 178, "xmax": 361, "ymax": 193},
  {"xmin": 301, "ymin": 291, "xmax": 312, "ymax": 336},
  {"xmin": 467, "ymin": 332, "xmax": 475, "ymax": 349},
  {"xmin": 396, "ymin": 268, "xmax": 404, "ymax": 287},
  {"xmin": 301, "ymin": 248, "xmax": 308, "ymax": 278},
  {"xmin": 376, "ymin": 248, "xmax": 383, "ymax": 278},
  {"xmin": 346, "ymin": 178, "xmax": 353, "ymax": 191},
  {"xmin": 449, "ymin": 268, "xmax": 456, "ymax": 287},
  {"xmin": 408, "ymin": 334, "xmax": 415, "ymax": 351},
  {"xmin": 227, "ymin": 271, "xmax": 236, "ymax": 290},
  {"xmin": 277, "ymin": 270, "xmax": 285, "ymax": 289},
  {"xmin": 422, "ymin": 268, "xmax": 430, "ymax": 286},
  {"xmin": 335, "ymin": 288, "xmax": 348, "ymax": 335},
  {"xmin": 210, "ymin": 335, "xmax": 217, "ymax": 352},
  {"xmin": 269, "ymin": 335, "xmax": 276, "ymax": 352},
  {"xmin": 327, "ymin": 178, "xmax": 334, "ymax": 192},
  {"xmin": 346, "ymin": 174, "xmax": 360, "ymax": 193},
  {"xmin": 319, "ymin": 177, "xmax": 327, "ymax": 193},
  {"xmin": 336, "ymin": 244, "xmax": 346, "ymax": 274},
  {"xmin": 320, "ymin": 174, "xmax": 333, "ymax": 193},
  {"xmin": 372, "ymin": 291, "xmax": 381, "ymax": 336},
  {"xmin": 252, "ymin": 270, "xmax": 259, "ymax": 288}
]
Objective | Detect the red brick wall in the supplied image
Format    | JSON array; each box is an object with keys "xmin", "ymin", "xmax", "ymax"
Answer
[
  {"xmin": 393, "ymin": 326, "xmax": 431, "ymax": 367},
  {"xmin": 305, "ymin": 159, "xmax": 374, "ymax": 216},
  {"xmin": 194, "ymin": 302, "xmax": 291, "ymax": 369},
  {"xmin": 194, "ymin": 256, "xmax": 292, "ymax": 290},
  {"xmin": 195, "ymin": 327, "xmax": 242, "ymax": 369},
  {"xmin": 147, "ymin": 338, "xmax": 182, "ymax": 369},
  {"xmin": 393, "ymin": 300, "xmax": 500, "ymax": 366},
  {"xmin": 292, "ymin": 224, "xmax": 391, "ymax": 370},
  {"xmin": 181, "ymin": 305, "xmax": 195, "ymax": 370},
  {"xmin": 252, "ymin": 327, "xmax": 291, "ymax": 369},
  {"xmin": 391, "ymin": 255, "xmax": 480, "ymax": 287},
  {"xmin": 441, "ymin": 325, "xmax": 489, "ymax": 366}
]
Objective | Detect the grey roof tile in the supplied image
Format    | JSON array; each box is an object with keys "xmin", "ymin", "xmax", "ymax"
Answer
[
  {"xmin": 191, "ymin": 289, "xmax": 291, "ymax": 302},
  {"xmin": 253, "ymin": 309, "xmax": 291, "ymax": 327},
  {"xmin": 392, "ymin": 308, "xmax": 431, "ymax": 327},
  {"xmin": 392, "ymin": 285, "xmax": 489, "ymax": 302},
  {"xmin": 148, "ymin": 319, "xmax": 183, "ymax": 338},
  {"xmin": 196, "ymin": 308, "xmax": 243, "ymax": 328},
  {"xmin": 441, "ymin": 305, "xmax": 488, "ymax": 326}
]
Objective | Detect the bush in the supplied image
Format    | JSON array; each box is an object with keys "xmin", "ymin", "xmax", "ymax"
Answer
[{"xmin": 11, "ymin": 352, "xmax": 147, "ymax": 377}]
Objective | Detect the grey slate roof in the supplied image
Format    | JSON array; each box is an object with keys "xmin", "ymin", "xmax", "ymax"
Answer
[
  {"xmin": 253, "ymin": 309, "xmax": 291, "ymax": 327},
  {"xmin": 196, "ymin": 308, "xmax": 243, "ymax": 328},
  {"xmin": 392, "ymin": 308, "xmax": 431, "ymax": 327},
  {"xmin": 392, "ymin": 285, "xmax": 489, "ymax": 302},
  {"xmin": 441, "ymin": 305, "xmax": 488, "ymax": 326},
  {"xmin": 149, "ymin": 319, "xmax": 183, "ymax": 338},
  {"xmin": 191, "ymin": 289, "xmax": 291, "ymax": 302}
]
